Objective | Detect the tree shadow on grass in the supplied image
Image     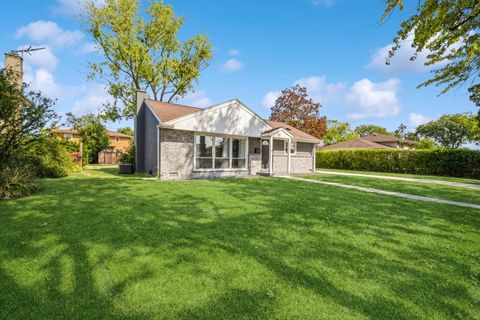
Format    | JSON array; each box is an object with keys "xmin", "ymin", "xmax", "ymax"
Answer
[{"xmin": 0, "ymin": 173, "xmax": 479, "ymax": 319}]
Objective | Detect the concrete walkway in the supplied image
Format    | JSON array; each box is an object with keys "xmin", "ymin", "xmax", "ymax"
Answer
[
  {"xmin": 316, "ymin": 170, "xmax": 480, "ymax": 190},
  {"xmin": 279, "ymin": 176, "xmax": 480, "ymax": 210}
]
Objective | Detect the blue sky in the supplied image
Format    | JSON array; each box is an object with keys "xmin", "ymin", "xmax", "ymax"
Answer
[{"xmin": 1, "ymin": 0, "xmax": 477, "ymax": 132}]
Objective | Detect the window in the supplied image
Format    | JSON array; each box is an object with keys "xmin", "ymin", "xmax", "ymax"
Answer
[
  {"xmin": 232, "ymin": 138, "xmax": 246, "ymax": 169},
  {"xmin": 215, "ymin": 137, "xmax": 230, "ymax": 168},
  {"xmin": 195, "ymin": 135, "xmax": 246, "ymax": 170},
  {"xmin": 290, "ymin": 141, "xmax": 296, "ymax": 154},
  {"xmin": 284, "ymin": 140, "xmax": 296, "ymax": 154},
  {"xmin": 115, "ymin": 136, "xmax": 119, "ymax": 142},
  {"xmin": 64, "ymin": 133, "xmax": 73, "ymax": 140},
  {"xmin": 195, "ymin": 135, "xmax": 214, "ymax": 169}
]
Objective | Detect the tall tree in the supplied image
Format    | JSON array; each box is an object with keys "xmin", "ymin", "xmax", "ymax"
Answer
[
  {"xmin": 66, "ymin": 113, "xmax": 109, "ymax": 163},
  {"xmin": 415, "ymin": 113, "xmax": 480, "ymax": 148},
  {"xmin": 354, "ymin": 124, "xmax": 389, "ymax": 137},
  {"xmin": 382, "ymin": 0, "xmax": 480, "ymax": 108},
  {"xmin": 323, "ymin": 120, "xmax": 360, "ymax": 145},
  {"xmin": 84, "ymin": 0, "xmax": 213, "ymax": 120},
  {"xmin": 270, "ymin": 85, "xmax": 327, "ymax": 139},
  {"xmin": 0, "ymin": 69, "xmax": 57, "ymax": 169}
]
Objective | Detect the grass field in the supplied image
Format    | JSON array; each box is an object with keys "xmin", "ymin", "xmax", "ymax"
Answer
[
  {"xmin": 1, "ymin": 167, "xmax": 479, "ymax": 319},
  {"xmin": 304, "ymin": 173, "xmax": 480, "ymax": 205}
]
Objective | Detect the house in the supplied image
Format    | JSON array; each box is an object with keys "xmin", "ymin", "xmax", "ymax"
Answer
[
  {"xmin": 135, "ymin": 90, "xmax": 320, "ymax": 179},
  {"xmin": 50, "ymin": 128, "xmax": 132, "ymax": 152},
  {"xmin": 318, "ymin": 134, "xmax": 416, "ymax": 151}
]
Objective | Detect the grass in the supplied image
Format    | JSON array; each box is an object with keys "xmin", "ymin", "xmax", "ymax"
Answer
[
  {"xmin": 303, "ymin": 173, "xmax": 480, "ymax": 205},
  {"xmin": 1, "ymin": 167, "xmax": 479, "ymax": 319},
  {"xmin": 316, "ymin": 168, "xmax": 480, "ymax": 185}
]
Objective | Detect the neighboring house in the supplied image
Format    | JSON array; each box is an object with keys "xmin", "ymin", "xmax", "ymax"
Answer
[
  {"xmin": 319, "ymin": 134, "xmax": 416, "ymax": 151},
  {"xmin": 135, "ymin": 90, "xmax": 320, "ymax": 179},
  {"xmin": 50, "ymin": 128, "xmax": 132, "ymax": 151}
]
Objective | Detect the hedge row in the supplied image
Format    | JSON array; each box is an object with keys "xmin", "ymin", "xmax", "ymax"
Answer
[{"xmin": 316, "ymin": 149, "xmax": 480, "ymax": 179}]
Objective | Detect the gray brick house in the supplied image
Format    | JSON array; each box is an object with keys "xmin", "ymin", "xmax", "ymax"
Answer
[{"xmin": 135, "ymin": 90, "xmax": 320, "ymax": 180}]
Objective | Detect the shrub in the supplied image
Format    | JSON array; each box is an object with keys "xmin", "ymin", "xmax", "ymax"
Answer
[
  {"xmin": 316, "ymin": 149, "xmax": 480, "ymax": 179},
  {"xmin": 120, "ymin": 142, "xmax": 135, "ymax": 165},
  {"xmin": 30, "ymin": 138, "xmax": 79, "ymax": 178},
  {"xmin": 0, "ymin": 167, "xmax": 39, "ymax": 199}
]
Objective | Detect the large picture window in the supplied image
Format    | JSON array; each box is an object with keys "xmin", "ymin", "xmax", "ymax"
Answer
[{"xmin": 195, "ymin": 135, "xmax": 247, "ymax": 170}]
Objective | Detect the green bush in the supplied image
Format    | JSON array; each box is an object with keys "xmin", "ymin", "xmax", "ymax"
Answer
[
  {"xmin": 316, "ymin": 149, "xmax": 480, "ymax": 179},
  {"xmin": 30, "ymin": 138, "xmax": 79, "ymax": 178},
  {"xmin": 120, "ymin": 142, "xmax": 135, "ymax": 165},
  {"xmin": 0, "ymin": 167, "xmax": 40, "ymax": 199}
]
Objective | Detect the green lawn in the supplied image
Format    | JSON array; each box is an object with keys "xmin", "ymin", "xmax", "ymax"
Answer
[
  {"xmin": 316, "ymin": 168, "xmax": 480, "ymax": 185},
  {"xmin": 303, "ymin": 173, "xmax": 480, "ymax": 205},
  {"xmin": 1, "ymin": 167, "xmax": 479, "ymax": 319}
]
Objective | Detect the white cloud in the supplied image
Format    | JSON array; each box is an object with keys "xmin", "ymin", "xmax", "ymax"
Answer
[
  {"xmin": 293, "ymin": 75, "xmax": 347, "ymax": 105},
  {"xmin": 365, "ymin": 31, "xmax": 460, "ymax": 74},
  {"xmin": 23, "ymin": 63, "xmax": 84, "ymax": 100},
  {"xmin": 16, "ymin": 20, "xmax": 83, "ymax": 48},
  {"xmin": 262, "ymin": 75, "xmax": 401, "ymax": 120},
  {"xmin": 221, "ymin": 59, "xmax": 243, "ymax": 73},
  {"xmin": 261, "ymin": 91, "xmax": 281, "ymax": 109},
  {"xmin": 53, "ymin": 0, "xmax": 85, "ymax": 15},
  {"xmin": 311, "ymin": 0, "xmax": 335, "ymax": 7},
  {"xmin": 346, "ymin": 78, "xmax": 401, "ymax": 120},
  {"xmin": 408, "ymin": 112, "xmax": 432, "ymax": 128},
  {"xmin": 20, "ymin": 45, "xmax": 58, "ymax": 71},
  {"xmin": 71, "ymin": 85, "xmax": 112, "ymax": 115},
  {"xmin": 24, "ymin": 68, "xmax": 62, "ymax": 98},
  {"xmin": 180, "ymin": 90, "xmax": 212, "ymax": 108},
  {"xmin": 229, "ymin": 49, "xmax": 240, "ymax": 56},
  {"xmin": 366, "ymin": 41, "xmax": 431, "ymax": 73}
]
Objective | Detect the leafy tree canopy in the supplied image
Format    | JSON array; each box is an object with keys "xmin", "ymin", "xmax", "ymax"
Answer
[
  {"xmin": 415, "ymin": 112, "xmax": 480, "ymax": 148},
  {"xmin": 269, "ymin": 85, "xmax": 327, "ymax": 139},
  {"xmin": 354, "ymin": 124, "xmax": 389, "ymax": 137},
  {"xmin": 66, "ymin": 113, "xmax": 110, "ymax": 163},
  {"xmin": 84, "ymin": 0, "xmax": 213, "ymax": 120},
  {"xmin": 323, "ymin": 120, "xmax": 360, "ymax": 145},
  {"xmin": 117, "ymin": 127, "xmax": 133, "ymax": 136},
  {"xmin": 382, "ymin": 0, "xmax": 480, "ymax": 108},
  {"xmin": 0, "ymin": 69, "xmax": 57, "ymax": 169}
]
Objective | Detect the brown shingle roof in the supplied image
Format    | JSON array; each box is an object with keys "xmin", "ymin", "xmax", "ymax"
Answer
[
  {"xmin": 265, "ymin": 120, "xmax": 321, "ymax": 142},
  {"xmin": 362, "ymin": 134, "xmax": 416, "ymax": 144},
  {"xmin": 318, "ymin": 138, "xmax": 391, "ymax": 150},
  {"xmin": 143, "ymin": 99, "xmax": 320, "ymax": 143},
  {"xmin": 146, "ymin": 99, "xmax": 202, "ymax": 122}
]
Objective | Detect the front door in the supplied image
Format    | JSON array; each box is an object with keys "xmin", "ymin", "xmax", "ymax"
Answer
[{"xmin": 261, "ymin": 140, "xmax": 269, "ymax": 170}]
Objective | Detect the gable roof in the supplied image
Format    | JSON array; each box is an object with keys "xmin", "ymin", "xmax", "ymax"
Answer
[
  {"xmin": 265, "ymin": 120, "xmax": 320, "ymax": 142},
  {"xmin": 362, "ymin": 134, "xmax": 416, "ymax": 144},
  {"xmin": 141, "ymin": 98, "xmax": 320, "ymax": 143},
  {"xmin": 145, "ymin": 99, "xmax": 202, "ymax": 122},
  {"xmin": 318, "ymin": 138, "xmax": 391, "ymax": 150}
]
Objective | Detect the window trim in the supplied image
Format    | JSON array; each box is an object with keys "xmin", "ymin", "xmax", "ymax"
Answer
[
  {"xmin": 284, "ymin": 140, "xmax": 297, "ymax": 155},
  {"xmin": 193, "ymin": 133, "xmax": 248, "ymax": 172}
]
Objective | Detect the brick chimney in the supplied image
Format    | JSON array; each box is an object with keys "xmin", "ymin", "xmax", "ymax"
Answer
[
  {"xmin": 136, "ymin": 90, "xmax": 147, "ymax": 114},
  {"xmin": 4, "ymin": 52, "xmax": 23, "ymax": 90}
]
